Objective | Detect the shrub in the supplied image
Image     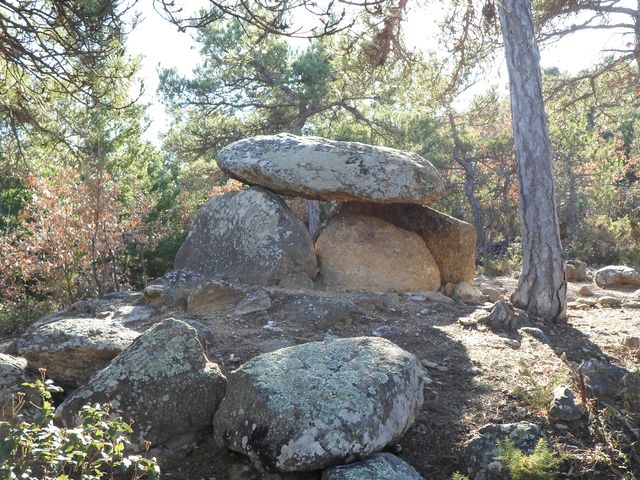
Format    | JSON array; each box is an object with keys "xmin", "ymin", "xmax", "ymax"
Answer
[
  {"xmin": 511, "ymin": 359, "xmax": 571, "ymax": 413},
  {"xmin": 0, "ymin": 374, "xmax": 160, "ymax": 480},
  {"xmin": 496, "ymin": 438, "xmax": 568, "ymax": 480}
]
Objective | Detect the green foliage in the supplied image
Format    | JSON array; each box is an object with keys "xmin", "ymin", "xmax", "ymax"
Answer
[
  {"xmin": 511, "ymin": 360, "xmax": 571, "ymax": 412},
  {"xmin": 0, "ymin": 376, "xmax": 160, "ymax": 480},
  {"xmin": 451, "ymin": 473, "xmax": 470, "ymax": 480},
  {"xmin": 496, "ymin": 438, "xmax": 568, "ymax": 480}
]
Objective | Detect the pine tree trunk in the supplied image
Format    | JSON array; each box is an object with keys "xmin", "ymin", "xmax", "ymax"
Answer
[{"xmin": 498, "ymin": 0, "xmax": 567, "ymax": 321}]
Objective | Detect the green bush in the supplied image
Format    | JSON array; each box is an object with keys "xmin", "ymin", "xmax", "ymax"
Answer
[
  {"xmin": 0, "ymin": 375, "xmax": 160, "ymax": 480},
  {"xmin": 496, "ymin": 438, "xmax": 568, "ymax": 480}
]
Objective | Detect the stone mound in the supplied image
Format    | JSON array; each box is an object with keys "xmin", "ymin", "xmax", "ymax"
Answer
[{"xmin": 218, "ymin": 133, "xmax": 445, "ymax": 204}]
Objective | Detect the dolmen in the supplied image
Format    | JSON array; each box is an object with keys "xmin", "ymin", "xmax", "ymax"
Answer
[{"xmin": 175, "ymin": 133, "xmax": 476, "ymax": 293}]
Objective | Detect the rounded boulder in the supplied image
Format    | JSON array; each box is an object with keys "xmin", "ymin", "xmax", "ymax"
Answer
[{"xmin": 213, "ymin": 336, "xmax": 424, "ymax": 473}]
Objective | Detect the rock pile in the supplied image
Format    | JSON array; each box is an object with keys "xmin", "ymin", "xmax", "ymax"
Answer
[{"xmin": 175, "ymin": 133, "xmax": 476, "ymax": 293}]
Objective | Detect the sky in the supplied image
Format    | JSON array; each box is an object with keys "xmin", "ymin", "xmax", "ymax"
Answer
[{"xmin": 126, "ymin": 0, "xmax": 632, "ymax": 144}]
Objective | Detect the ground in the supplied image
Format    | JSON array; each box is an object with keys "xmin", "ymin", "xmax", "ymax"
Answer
[
  {"xmin": 141, "ymin": 275, "xmax": 639, "ymax": 480},
  {"xmin": 3, "ymin": 275, "xmax": 638, "ymax": 479}
]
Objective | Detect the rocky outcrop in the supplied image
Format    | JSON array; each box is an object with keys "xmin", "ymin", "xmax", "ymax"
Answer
[
  {"xmin": 315, "ymin": 213, "xmax": 441, "ymax": 293},
  {"xmin": 14, "ymin": 318, "xmax": 139, "ymax": 388},
  {"xmin": 322, "ymin": 453, "xmax": 424, "ymax": 480},
  {"xmin": 56, "ymin": 319, "xmax": 227, "ymax": 463},
  {"xmin": 213, "ymin": 336, "xmax": 424, "ymax": 473},
  {"xmin": 594, "ymin": 265, "xmax": 640, "ymax": 289},
  {"xmin": 175, "ymin": 187, "xmax": 318, "ymax": 287},
  {"xmin": 217, "ymin": 133, "xmax": 445, "ymax": 204},
  {"xmin": 338, "ymin": 203, "xmax": 476, "ymax": 284},
  {"xmin": 0, "ymin": 354, "xmax": 38, "ymax": 421}
]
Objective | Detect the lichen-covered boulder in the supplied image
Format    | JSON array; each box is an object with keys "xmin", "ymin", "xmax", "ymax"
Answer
[
  {"xmin": 56, "ymin": 319, "xmax": 226, "ymax": 462},
  {"xmin": 175, "ymin": 187, "xmax": 318, "ymax": 287},
  {"xmin": 595, "ymin": 265, "xmax": 640, "ymax": 289},
  {"xmin": 315, "ymin": 214, "xmax": 441, "ymax": 293},
  {"xmin": 548, "ymin": 385, "xmax": 583, "ymax": 422},
  {"xmin": 14, "ymin": 318, "xmax": 139, "ymax": 388},
  {"xmin": 213, "ymin": 336, "xmax": 424, "ymax": 473},
  {"xmin": 338, "ymin": 203, "xmax": 476, "ymax": 284},
  {"xmin": 217, "ymin": 133, "xmax": 445, "ymax": 204},
  {"xmin": 0, "ymin": 354, "xmax": 38, "ymax": 421},
  {"xmin": 322, "ymin": 453, "xmax": 424, "ymax": 480}
]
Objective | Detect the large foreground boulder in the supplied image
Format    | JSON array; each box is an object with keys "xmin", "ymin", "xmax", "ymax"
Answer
[
  {"xmin": 217, "ymin": 133, "xmax": 445, "ymax": 204},
  {"xmin": 175, "ymin": 187, "xmax": 318, "ymax": 287},
  {"xmin": 315, "ymin": 214, "xmax": 441, "ymax": 292},
  {"xmin": 322, "ymin": 453, "xmax": 424, "ymax": 480},
  {"xmin": 14, "ymin": 318, "xmax": 139, "ymax": 388},
  {"xmin": 213, "ymin": 336, "xmax": 424, "ymax": 473},
  {"xmin": 339, "ymin": 203, "xmax": 476, "ymax": 284},
  {"xmin": 594, "ymin": 265, "xmax": 640, "ymax": 289},
  {"xmin": 56, "ymin": 319, "xmax": 227, "ymax": 462}
]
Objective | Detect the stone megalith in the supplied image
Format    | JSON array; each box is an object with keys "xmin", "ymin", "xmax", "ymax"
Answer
[
  {"xmin": 213, "ymin": 336, "xmax": 424, "ymax": 473},
  {"xmin": 315, "ymin": 213, "xmax": 441, "ymax": 293},
  {"xmin": 217, "ymin": 133, "xmax": 445, "ymax": 204},
  {"xmin": 56, "ymin": 319, "xmax": 227, "ymax": 462},
  {"xmin": 338, "ymin": 202, "xmax": 476, "ymax": 285},
  {"xmin": 174, "ymin": 186, "xmax": 318, "ymax": 287}
]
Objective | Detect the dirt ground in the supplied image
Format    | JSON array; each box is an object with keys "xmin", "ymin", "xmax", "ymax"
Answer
[
  {"xmin": 125, "ymin": 275, "xmax": 639, "ymax": 480},
  {"xmin": 4, "ymin": 274, "xmax": 637, "ymax": 479}
]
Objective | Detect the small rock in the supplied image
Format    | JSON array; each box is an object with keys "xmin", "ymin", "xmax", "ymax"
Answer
[
  {"xmin": 479, "ymin": 300, "xmax": 529, "ymax": 331},
  {"xmin": 466, "ymin": 366, "xmax": 484, "ymax": 375},
  {"xmin": 565, "ymin": 260, "xmax": 587, "ymax": 282},
  {"xmin": 518, "ymin": 327, "xmax": 548, "ymax": 342},
  {"xmin": 623, "ymin": 336, "xmax": 640, "ymax": 350},
  {"xmin": 548, "ymin": 385, "xmax": 584, "ymax": 422},
  {"xmin": 420, "ymin": 359, "xmax": 438, "ymax": 369},
  {"xmin": 576, "ymin": 297, "xmax": 597, "ymax": 307},
  {"xmin": 406, "ymin": 294, "xmax": 427, "ymax": 302},
  {"xmin": 372, "ymin": 325, "xmax": 393, "ymax": 337},
  {"xmin": 143, "ymin": 284, "xmax": 168, "ymax": 307},
  {"xmin": 235, "ymin": 290, "xmax": 272, "ymax": 315},
  {"xmin": 421, "ymin": 291, "xmax": 455, "ymax": 305},
  {"xmin": 444, "ymin": 282, "xmax": 456, "ymax": 297},
  {"xmin": 186, "ymin": 280, "xmax": 246, "ymax": 314},
  {"xmin": 499, "ymin": 337, "xmax": 521, "ymax": 348},
  {"xmin": 481, "ymin": 286, "xmax": 503, "ymax": 303},
  {"xmin": 623, "ymin": 300, "xmax": 640, "ymax": 309},
  {"xmin": 578, "ymin": 285, "xmax": 595, "ymax": 297},
  {"xmin": 263, "ymin": 320, "xmax": 283, "ymax": 332},
  {"xmin": 454, "ymin": 282, "xmax": 485, "ymax": 305},
  {"xmin": 553, "ymin": 423, "xmax": 568, "ymax": 431},
  {"xmin": 322, "ymin": 453, "xmax": 424, "ymax": 480},
  {"xmin": 598, "ymin": 296, "xmax": 622, "ymax": 307},
  {"xmin": 435, "ymin": 365, "xmax": 449, "ymax": 372}
]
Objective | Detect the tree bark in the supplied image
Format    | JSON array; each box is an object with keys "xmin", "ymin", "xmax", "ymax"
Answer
[{"xmin": 498, "ymin": 0, "xmax": 567, "ymax": 321}]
